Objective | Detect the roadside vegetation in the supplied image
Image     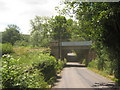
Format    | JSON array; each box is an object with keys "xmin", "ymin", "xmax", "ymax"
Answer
[
  {"xmin": 0, "ymin": 1, "xmax": 120, "ymax": 88},
  {"xmin": 88, "ymin": 60, "xmax": 116, "ymax": 81},
  {"xmin": 1, "ymin": 46, "xmax": 65, "ymax": 88},
  {"xmin": 57, "ymin": 1, "xmax": 120, "ymax": 85}
]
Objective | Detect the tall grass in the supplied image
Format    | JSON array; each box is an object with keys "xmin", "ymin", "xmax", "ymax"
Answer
[{"xmin": 12, "ymin": 47, "xmax": 51, "ymax": 65}]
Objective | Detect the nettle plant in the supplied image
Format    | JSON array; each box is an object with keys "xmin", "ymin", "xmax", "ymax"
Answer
[
  {"xmin": 2, "ymin": 54, "xmax": 21, "ymax": 88},
  {"xmin": 2, "ymin": 54, "xmax": 49, "ymax": 88}
]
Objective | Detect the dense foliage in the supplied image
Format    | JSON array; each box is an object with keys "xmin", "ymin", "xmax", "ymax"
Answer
[
  {"xmin": 2, "ymin": 54, "xmax": 48, "ymax": 88},
  {"xmin": 2, "ymin": 24, "xmax": 21, "ymax": 45},
  {"xmin": 1, "ymin": 47, "xmax": 65, "ymax": 88},
  {"xmin": 60, "ymin": 1, "xmax": 120, "ymax": 84},
  {"xmin": 30, "ymin": 16, "xmax": 51, "ymax": 47},
  {"xmin": 14, "ymin": 34, "xmax": 30, "ymax": 47},
  {"xmin": 30, "ymin": 15, "xmax": 74, "ymax": 47},
  {"xmin": 50, "ymin": 15, "xmax": 71, "ymax": 41},
  {"xmin": 0, "ymin": 43, "xmax": 13, "ymax": 55}
]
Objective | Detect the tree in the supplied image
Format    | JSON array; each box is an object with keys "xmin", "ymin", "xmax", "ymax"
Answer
[
  {"xmin": 30, "ymin": 31, "xmax": 42, "ymax": 47},
  {"xmin": 61, "ymin": 1, "xmax": 120, "ymax": 84},
  {"xmin": 30, "ymin": 16, "xmax": 51, "ymax": 47},
  {"xmin": 2, "ymin": 24, "xmax": 21, "ymax": 45},
  {"xmin": 50, "ymin": 15, "xmax": 71, "ymax": 41},
  {"xmin": 14, "ymin": 34, "xmax": 30, "ymax": 47},
  {"xmin": 21, "ymin": 34, "xmax": 30, "ymax": 42}
]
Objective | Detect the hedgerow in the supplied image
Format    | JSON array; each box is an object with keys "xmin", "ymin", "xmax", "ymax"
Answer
[
  {"xmin": 0, "ymin": 43, "xmax": 13, "ymax": 55},
  {"xmin": 1, "ymin": 52, "xmax": 64, "ymax": 88}
]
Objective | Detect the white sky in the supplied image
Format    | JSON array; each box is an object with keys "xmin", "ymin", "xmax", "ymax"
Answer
[{"xmin": 0, "ymin": 0, "xmax": 62, "ymax": 34}]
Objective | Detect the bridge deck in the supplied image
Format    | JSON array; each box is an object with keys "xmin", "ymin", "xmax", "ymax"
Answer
[{"xmin": 61, "ymin": 41, "xmax": 92, "ymax": 46}]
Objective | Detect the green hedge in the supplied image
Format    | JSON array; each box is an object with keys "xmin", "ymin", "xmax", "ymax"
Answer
[
  {"xmin": 1, "ymin": 53, "xmax": 64, "ymax": 88},
  {"xmin": 0, "ymin": 43, "xmax": 13, "ymax": 55}
]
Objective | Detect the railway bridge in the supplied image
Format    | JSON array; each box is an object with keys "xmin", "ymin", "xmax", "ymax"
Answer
[{"xmin": 50, "ymin": 41, "xmax": 96, "ymax": 66}]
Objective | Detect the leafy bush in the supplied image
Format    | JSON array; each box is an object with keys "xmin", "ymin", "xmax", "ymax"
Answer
[
  {"xmin": 30, "ymin": 53, "xmax": 62, "ymax": 85},
  {"xmin": 56, "ymin": 60, "xmax": 65, "ymax": 73},
  {"xmin": 1, "ymin": 43, "xmax": 13, "ymax": 55},
  {"xmin": 2, "ymin": 54, "xmax": 49, "ymax": 88},
  {"xmin": 88, "ymin": 59, "xmax": 98, "ymax": 69},
  {"xmin": 88, "ymin": 57, "xmax": 116, "ymax": 81},
  {"xmin": 40, "ymin": 38, "xmax": 51, "ymax": 47},
  {"xmin": 14, "ymin": 40, "xmax": 29, "ymax": 47},
  {"xmin": 2, "ymin": 50, "xmax": 64, "ymax": 88}
]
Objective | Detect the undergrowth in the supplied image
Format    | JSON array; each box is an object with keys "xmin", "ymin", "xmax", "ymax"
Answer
[
  {"xmin": 88, "ymin": 59, "xmax": 116, "ymax": 82},
  {"xmin": 1, "ymin": 47, "xmax": 64, "ymax": 88}
]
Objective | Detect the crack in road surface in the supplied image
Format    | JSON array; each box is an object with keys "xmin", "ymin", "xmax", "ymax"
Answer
[{"xmin": 52, "ymin": 62, "xmax": 117, "ymax": 89}]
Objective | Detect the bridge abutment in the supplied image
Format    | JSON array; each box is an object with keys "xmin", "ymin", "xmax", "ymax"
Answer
[{"xmin": 50, "ymin": 41, "xmax": 96, "ymax": 65}]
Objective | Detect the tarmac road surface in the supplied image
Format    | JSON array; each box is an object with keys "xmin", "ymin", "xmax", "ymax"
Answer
[{"xmin": 52, "ymin": 62, "xmax": 117, "ymax": 89}]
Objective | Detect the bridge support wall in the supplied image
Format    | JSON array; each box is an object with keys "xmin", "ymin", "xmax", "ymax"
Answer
[{"xmin": 50, "ymin": 41, "xmax": 96, "ymax": 66}]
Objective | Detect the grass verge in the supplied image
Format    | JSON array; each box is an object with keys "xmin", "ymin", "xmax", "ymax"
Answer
[{"xmin": 87, "ymin": 67, "xmax": 116, "ymax": 82}]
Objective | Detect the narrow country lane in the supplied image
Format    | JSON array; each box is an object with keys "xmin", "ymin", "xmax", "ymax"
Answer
[{"xmin": 52, "ymin": 62, "xmax": 116, "ymax": 89}]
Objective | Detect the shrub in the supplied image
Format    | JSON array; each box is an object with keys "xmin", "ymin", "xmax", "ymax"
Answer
[
  {"xmin": 2, "ymin": 47, "xmax": 65, "ymax": 88},
  {"xmin": 2, "ymin": 54, "xmax": 48, "ymax": 88},
  {"xmin": 32, "ymin": 55, "xmax": 57, "ymax": 85},
  {"xmin": 88, "ymin": 59, "xmax": 98, "ymax": 69},
  {"xmin": 2, "ymin": 43, "xmax": 13, "ymax": 55},
  {"xmin": 56, "ymin": 60, "xmax": 65, "ymax": 73},
  {"xmin": 14, "ymin": 40, "xmax": 29, "ymax": 47}
]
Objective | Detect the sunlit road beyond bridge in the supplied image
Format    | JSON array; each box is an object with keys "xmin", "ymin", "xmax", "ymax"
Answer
[{"xmin": 52, "ymin": 62, "xmax": 115, "ymax": 89}]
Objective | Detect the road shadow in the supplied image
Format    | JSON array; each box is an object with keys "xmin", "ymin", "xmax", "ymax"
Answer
[
  {"xmin": 92, "ymin": 82, "xmax": 120, "ymax": 89},
  {"xmin": 56, "ymin": 75, "xmax": 62, "ymax": 80},
  {"xmin": 52, "ymin": 75, "xmax": 62, "ymax": 87},
  {"xmin": 65, "ymin": 63, "xmax": 86, "ymax": 68}
]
